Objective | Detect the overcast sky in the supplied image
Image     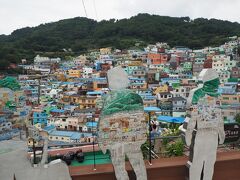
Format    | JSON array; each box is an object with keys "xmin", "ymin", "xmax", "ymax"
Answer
[{"xmin": 1, "ymin": 0, "xmax": 240, "ymax": 35}]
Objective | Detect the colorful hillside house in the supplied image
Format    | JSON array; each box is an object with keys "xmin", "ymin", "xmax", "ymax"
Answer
[
  {"xmin": 33, "ymin": 112, "xmax": 48, "ymax": 127},
  {"xmin": 0, "ymin": 77, "xmax": 20, "ymax": 91},
  {"xmin": 5, "ymin": 101, "xmax": 16, "ymax": 111}
]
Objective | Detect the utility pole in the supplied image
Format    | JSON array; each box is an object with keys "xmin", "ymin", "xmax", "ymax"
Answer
[
  {"xmin": 92, "ymin": 117, "xmax": 96, "ymax": 170},
  {"xmin": 38, "ymin": 79, "xmax": 41, "ymax": 105},
  {"xmin": 33, "ymin": 138, "xmax": 36, "ymax": 165}
]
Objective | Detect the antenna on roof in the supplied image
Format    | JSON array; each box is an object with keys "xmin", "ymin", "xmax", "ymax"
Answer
[
  {"xmin": 82, "ymin": 0, "xmax": 88, "ymax": 18},
  {"xmin": 93, "ymin": 0, "xmax": 98, "ymax": 21}
]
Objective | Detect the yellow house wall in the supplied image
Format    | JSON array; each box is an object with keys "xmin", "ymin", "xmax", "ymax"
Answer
[
  {"xmin": 221, "ymin": 94, "xmax": 240, "ymax": 105},
  {"xmin": 154, "ymin": 85, "xmax": 169, "ymax": 94},
  {"xmin": 27, "ymin": 139, "xmax": 39, "ymax": 147},
  {"xmin": 68, "ymin": 70, "xmax": 81, "ymax": 78}
]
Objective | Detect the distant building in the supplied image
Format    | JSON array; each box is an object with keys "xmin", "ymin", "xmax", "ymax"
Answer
[
  {"xmin": 67, "ymin": 69, "xmax": 81, "ymax": 78},
  {"xmin": 33, "ymin": 111, "xmax": 48, "ymax": 126},
  {"xmin": 147, "ymin": 53, "xmax": 168, "ymax": 64},
  {"xmin": 169, "ymin": 97, "xmax": 187, "ymax": 111},
  {"xmin": 48, "ymin": 130, "xmax": 93, "ymax": 143},
  {"xmin": 0, "ymin": 116, "xmax": 12, "ymax": 132},
  {"xmin": 231, "ymin": 67, "xmax": 240, "ymax": 79}
]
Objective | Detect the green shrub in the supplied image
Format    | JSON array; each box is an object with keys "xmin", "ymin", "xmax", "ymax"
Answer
[
  {"xmin": 166, "ymin": 139, "xmax": 184, "ymax": 157},
  {"xmin": 141, "ymin": 142, "xmax": 150, "ymax": 159},
  {"xmin": 235, "ymin": 113, "xmax": 240, "ymax": 124},
  {"xmin": 161, "ymin": 128, "xmax": 180, "ymax": 146}
]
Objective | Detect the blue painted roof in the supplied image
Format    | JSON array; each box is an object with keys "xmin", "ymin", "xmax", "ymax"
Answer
[
  {"xmin": 144, "ymin": 107, "xmax": 161, "ymax": 112},
  {"xmin": 93, "ymin": 77, "xmax": 107, "ymax": 81},
  {"xmin": 61, "ymin": 82, "xmax": 74, "ymax": 85},
  {"xmin": 86, "ymin": 122, "xmax": 98, "ymax": 127},
  {"xmin": 70, "ymin": 133, "xmax": 81, "ymax": 140},
  {"xmin": 157, "ymin": 116, "xmax": 184, "ymax": 124},
  {"xmin": 225, "ymin": 82, "xmax": 238, "ymax": 85},
  {"xmin": 43, "ymin": 125, "xmax": 55, "ymax": 132},
  {"xmin": 33, "ymin": 112, "xmax": 47, "ymax": 116},
  {"xmin": 142, "ymin": 95, "xmax": 156, "ymax": 100},
  {"xmin": 161, "ymin": 78, "xmax": 180, "ymax": 80},
  {"xmin": 87, "ymin": 91, "xmax": 103, "ymax": 95},
  {"xmin": 61, "ymin": 67, "xmax": 71, "ymax": 70},
  {"xmin": 129, "ymin": 77, "xmax": 145, "ymax": 80},
  {"xmin": 50, "ymin": 109, "xmax": 65, "ymax": 113},
  {"xmin": 64, "ymin": 105, "xmax": 76, "ymax": 109},
  {"xmin": 0, "ymin": 117, "xmax": 6, "ymax": 123},
  {"xmin": 131, "ymin": 83, "xmax": 144, "ymax": 85},
  {"xmin": 75, "ymin": 83, "xmax": 84, "ymax": 86},
  {"xmin": 49, "ymin": 130, "xmax": 92, "ymax": 140}
]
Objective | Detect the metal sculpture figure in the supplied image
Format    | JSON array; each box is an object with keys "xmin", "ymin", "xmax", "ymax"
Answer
[
  {"xmin": 98, "ymin": 67, "xmax": 147, "ymax": 180},
  {"xmin": 180, "ymin": 69, "xmax": 225, "ymax": 180}
]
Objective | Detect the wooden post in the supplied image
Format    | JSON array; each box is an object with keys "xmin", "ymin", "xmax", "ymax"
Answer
[{"xmin": 148, "ymin": 112, "xmax": 152, "ymax": 165}]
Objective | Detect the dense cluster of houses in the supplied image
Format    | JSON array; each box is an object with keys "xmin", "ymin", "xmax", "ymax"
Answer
[{"xmin": 0, "ymin": 38, "xmax": 240, "ymax": 146}]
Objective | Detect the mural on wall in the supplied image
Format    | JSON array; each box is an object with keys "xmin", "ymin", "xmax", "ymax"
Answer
[
  {"xmin": 180, "ymin": 69, "xmax": 225, "ymax": 180},
  {"xmin": 98, "ymin": 67, "xmax": 148, "ymax": 180}
]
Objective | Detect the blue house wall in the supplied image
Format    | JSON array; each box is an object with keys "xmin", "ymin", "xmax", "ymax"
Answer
[{"xmin": 33, "ymin": 112, "xmax": 48, "ymax": 126}]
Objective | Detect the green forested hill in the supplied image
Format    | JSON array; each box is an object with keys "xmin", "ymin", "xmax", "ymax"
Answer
[{"xmin": 1, "ymin": 13, "xmax": 240, "ymax": 70}]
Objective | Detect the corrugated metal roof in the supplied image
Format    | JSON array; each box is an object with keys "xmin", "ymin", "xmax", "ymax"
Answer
[
  {"xmin": 50, "ymin": 109, "xmax": 65, "ymax": 113},
  {"xmin": 87, "ymin": 91, "xmax": 103, "ymax": 95},
  {"xmin": 157, "ymin": 115, "xmax": 184, "ymax": 124},
  {"xmin": 49, "ymin": 130, "xmax": 92, "ymax": 140},
  {"xmin": 86, "ymin": 122, "xmax": 98, "ymax": 127},
  {"xmin": 144, "ymin": 107, "xmax": 161, "ymax": 112}
]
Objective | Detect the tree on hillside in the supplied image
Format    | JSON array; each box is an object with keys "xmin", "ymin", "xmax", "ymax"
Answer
[{"xmin": 1, "ymin": 14, "xmax": 240, "ymax": 65}]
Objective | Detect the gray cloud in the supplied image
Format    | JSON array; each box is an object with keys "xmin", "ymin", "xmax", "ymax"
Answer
[{"xmin": 1, "ymin": 0, "xmax": 240, "ymax": 35}]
